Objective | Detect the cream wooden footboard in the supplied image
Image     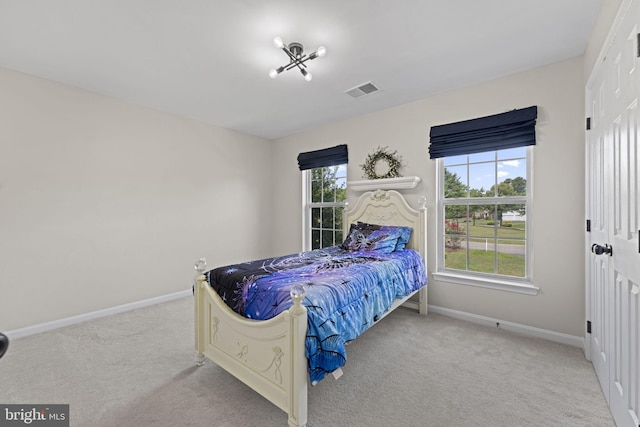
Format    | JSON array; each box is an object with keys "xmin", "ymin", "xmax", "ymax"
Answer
[
  {"xmin": 194, "ymin": 189, "xmax": 428, "ymax": 426},
  {"xmin": 194, "ymin": 259, "xmax": 309, "ymax": 427}
]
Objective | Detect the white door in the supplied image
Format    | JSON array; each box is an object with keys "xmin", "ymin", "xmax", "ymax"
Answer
[{"xmin": 586, "ymin": 1, "xmax": 640, "ymax": 426}]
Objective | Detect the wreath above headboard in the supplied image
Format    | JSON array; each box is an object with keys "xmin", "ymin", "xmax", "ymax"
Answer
[{"xmin": 360, "ymin": 146, "xmax": 403, "ymax": 180}]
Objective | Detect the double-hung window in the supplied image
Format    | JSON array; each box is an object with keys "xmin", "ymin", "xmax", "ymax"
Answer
[
  {"xmin": 305, "ymin": 166, "xmax": 347, "ymax": 250},
  {"xmin": 298, "ymin": 145, "xmax": 348, "ymax": 251},
  {"xmin": 429, "ymin": 107, "xmax": 538, "ymax": 294}
]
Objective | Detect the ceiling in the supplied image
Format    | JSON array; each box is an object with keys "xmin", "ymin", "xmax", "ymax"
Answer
[{"xmin": 0, "ymin": 1, "xmax": 601, "ymax": 140}]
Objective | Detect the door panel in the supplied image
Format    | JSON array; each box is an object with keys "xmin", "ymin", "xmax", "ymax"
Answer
[{"xmin": 586, "ymin": 1, "xmax": 640, "ymax": 426}]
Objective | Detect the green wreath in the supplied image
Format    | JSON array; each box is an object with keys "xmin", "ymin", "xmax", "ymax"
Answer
[{"xmin": 360, "ymin": 146, "xmax": 403, "ymax": 180}]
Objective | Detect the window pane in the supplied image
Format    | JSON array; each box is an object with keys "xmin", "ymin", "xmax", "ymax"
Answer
[
  {"xmin": 322, "ymin": 230, "xmax": 334, "ymax": 247},
  {"xmin": 487, "ymin": 205, "xmax": 500, "ymax": 227},
  {"xmin": 497, "ymin": 244, "xmax": 526, "ymax": 277},
  {"xmin": 311, "ymin": 207, "xmax": 321, "ymax": 228},
  {"xmin": 469, "ymin": 162, "xmax": 494, "ymax": 197},
  {"xmin": 498, "ymin": 147, "xmax": 526, "ymax": 160},
  {"xmin": 468, "ymin": 206, "xmax": 490, "ymax": 225},
  {"xmin": 444, "ymin": 166, "xmax": 468, "ymax": 198},
  {"xmin": 445, "ymin": 204, "xmax": 466, "ymax": 224},
  {"xmin": 444, "ymin": 206, "xmax": 466, "ymax": 250},
  {"xmin": 498, "ymin": 161, "xmax": 526, "ymax": 196},
  {"xmin": 322, "ymin": 207, "xmax": 334, "ymax": 228},
  {"xmin": 469, "ymin": 151, "xmax": 495, "ymax": 163},
  {"xmin": 335, "ymin": 207, "xmax": 344, "ymax": 231},
  {"xmin": 496, "ymin": 203, "xmax": 526, "ymax": 276},
  {"xmin": 323, "ymin": 179, "xmax": 336, "ymax": 202},
  {"xmin": 311, "ymin": 168, "xmax": 323, "ymax": 180},
  {"xmin": 468, "ymin": 214, "xmax": 496, "ymax": 241},
  {"xmin": 468, "ymin": 245, "xmax": 497, "ymax": 274},
  {"xmin": 312, "ymin": 229, "xmax": 320, "ymax": 250},
  {"xmin": 444, "ymin": 154, "xmax": 467, "ymax": 166},
  {"xmin": 444, "ymin": 236, "xmax": 467, "ymax": 270},
  {"xmin": 311, "ymin": 178, "xmax": 321, "ymax": 203},
  {"xmin": 335, "ymin": 177, "xmax": 347, "ymax": 202},
  {"xmin": 498, "ymin": 203, "xmax": 526, "ymax": 226}
]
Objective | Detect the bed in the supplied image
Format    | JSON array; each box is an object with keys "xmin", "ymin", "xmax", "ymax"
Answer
[{"xmin": 193, "ymin": 189, "xmax": 428, "ymax": 427}]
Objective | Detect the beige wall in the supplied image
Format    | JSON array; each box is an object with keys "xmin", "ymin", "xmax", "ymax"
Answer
[
  {"xmin": 271, "ymin": 57, "xmax": 586, "ymax": 337},
  {"xmin": 0, "ymin": 68, "xmax": 272, "ymax": 331}
]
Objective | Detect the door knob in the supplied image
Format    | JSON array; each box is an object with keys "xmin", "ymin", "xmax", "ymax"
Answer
[
  {"xmin": 591, "ymin": 243, "xmax": 613, "ymax": 256},
  {"xmin": 0, "ymin": 332, "xmax": 8, "ymax": 359}
]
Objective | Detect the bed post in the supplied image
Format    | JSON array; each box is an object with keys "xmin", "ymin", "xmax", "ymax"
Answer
[
  {"xmin": 288, "ymin": 284, "xmax": 308, "ymax": 427},
  {"xmin": 194, "ymin": 258, "xmax": 207, "ymax": 366},
  {"xmin": 418, "ymin": 196, "xmax": 428, "ymax": 316}
]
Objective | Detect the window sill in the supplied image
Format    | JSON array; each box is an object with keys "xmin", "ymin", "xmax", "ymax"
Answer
[{"xmin": 432, "ymin": 271, "xmax": 539, "ymax": 295}]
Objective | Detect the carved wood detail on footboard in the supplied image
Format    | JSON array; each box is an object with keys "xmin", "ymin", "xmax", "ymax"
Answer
[{"xmin": 194, "ymin": 260, "xmax": 308, "ymax": 427}]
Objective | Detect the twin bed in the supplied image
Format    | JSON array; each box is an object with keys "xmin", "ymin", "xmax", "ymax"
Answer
[{"xmin": 193, "ymin": 189, "xmax": 428, "ymax": 426}]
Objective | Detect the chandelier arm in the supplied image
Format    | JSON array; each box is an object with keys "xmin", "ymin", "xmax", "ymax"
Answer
[
  {"xmin": 280, "ymin": 44, "xmax": 312, "ymax": 65},
  {"xmin": 292, "ymin": 60, "xmax": 309, "ymax": 73},
  {"xmin": 297, "ymin": 56, "xmax": 311, "ymax": 66},
  {"xmin": 285, "ymin": 53, "xmax": 310, "ymax": 68},
  {"xmin": 281, "ymin": 46, "xmax": 299, "ymax": 63},
  {"xmin": 280, "ymin": 55, "xmax": 310, "ymax": 72}
]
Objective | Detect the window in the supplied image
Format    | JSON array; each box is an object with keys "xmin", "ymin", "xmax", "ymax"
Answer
[
  {"xmin": 298, "ymin": 144, "xmax": 348, "ymax": 251},
  {"xmin": 436, "ymin": 147, "xmax": 535, "ymax": 293},
  {"xmin": 429, "ymin": 106, "xmax": 537, "ymax": 294},
  {"xmin": 304, "ymin": 165, "xmax": 347, "ymax": 250}
]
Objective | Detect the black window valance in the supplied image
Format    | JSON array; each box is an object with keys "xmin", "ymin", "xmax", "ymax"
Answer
[
  {"xmin": 297, "ymin": 144, "xmax": 348, "ymax": 171},
  {"xmin": 428, "ymin": 106, "xmax": 537, "ymax": 159}
]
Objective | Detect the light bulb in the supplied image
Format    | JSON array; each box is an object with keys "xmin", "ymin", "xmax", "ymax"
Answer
[
  {"xmin": 316, "ymin": 46, "xmax": 327, "ymax": 57},
  {"xmin": 304, "ymin": 72, "xmax": 313, "ymax": 82},
  {"xmin": 269, "ymin": 66, "xmax": 284, "ymax": 79},
  {"xmin": 273, "ymin": 37, "xmax": 284, "ymax": 48}
]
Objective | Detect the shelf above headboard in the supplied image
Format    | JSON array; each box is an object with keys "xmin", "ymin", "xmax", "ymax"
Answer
[{"xmin": 347, "ymin": 176, "xmax": 421, "ymax": 192}]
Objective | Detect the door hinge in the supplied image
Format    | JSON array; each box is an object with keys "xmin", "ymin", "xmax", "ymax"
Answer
[
  {"xmin": 586, "ymin": 117, "xmax": 591, "ymax": 130},
  {"xmin": 587, "ymin": 320, "xmax": 592, "ymax": 334},
  {"xmin": 586, "ymin": 219, "xmax": 591, "ymax": 232}
]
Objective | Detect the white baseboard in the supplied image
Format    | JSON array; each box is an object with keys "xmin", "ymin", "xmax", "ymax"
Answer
[
  {"xmin": 428, "ymin": 304, "xmax": 584, "ymax": 348},
  {"xmin": 6, "ymin": 289, "xmax": 192, "ymax": 340},
  {"xmin": 5, "ymin": 293, "xmax": 583, "ymax": 349}
]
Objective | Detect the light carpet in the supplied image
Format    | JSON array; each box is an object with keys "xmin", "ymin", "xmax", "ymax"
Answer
[{"xmin": 0, "ymin": 297, "xmax": 614, "ymax": 426}]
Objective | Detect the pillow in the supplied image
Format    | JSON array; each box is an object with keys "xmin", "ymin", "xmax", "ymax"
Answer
[
  {"xmin": 392, "ymin": 225, "xmax": 413, "ymax": 251},
  {"xmin": 357, "ymin": 222, "xmax": 413, "ymax": 251},
  {"xmin": 341, "ymin": 223, "xmax": 402, "ymax": 253}
]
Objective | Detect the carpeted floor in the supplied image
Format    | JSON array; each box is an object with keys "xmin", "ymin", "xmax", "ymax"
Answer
[{"xmin": 0, "ymin": 297, "xmax": 614, "ymax": 426}]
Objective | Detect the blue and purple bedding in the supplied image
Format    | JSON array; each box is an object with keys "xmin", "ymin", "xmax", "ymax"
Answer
[{"xmin": 205, "ymin": 224, "xmax": 427, "ymax": 384}]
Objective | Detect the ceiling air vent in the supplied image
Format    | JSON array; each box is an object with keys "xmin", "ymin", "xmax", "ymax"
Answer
[{"xmin": 345, "ymin": 81, "xmax": 380, "ymax": 99}]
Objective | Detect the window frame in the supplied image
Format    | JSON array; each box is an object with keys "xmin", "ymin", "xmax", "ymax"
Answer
[
  {"xmin": 301, "ymin": 165, "xmax": 347, "ymax": 251},
  {"xmin": 433, "ymin": 147, "xmax": 538, "ymax": 295}
]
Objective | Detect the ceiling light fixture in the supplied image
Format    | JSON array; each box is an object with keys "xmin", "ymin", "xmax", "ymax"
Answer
[{"xmin": 269, "ymin": 37, "xmax": 326, "ymax": 82}]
